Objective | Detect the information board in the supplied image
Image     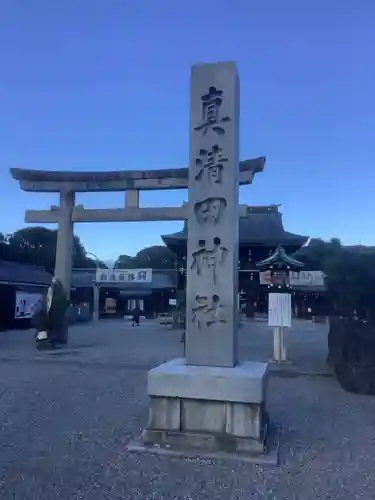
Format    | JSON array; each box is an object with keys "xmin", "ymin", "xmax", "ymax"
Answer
[
  {"xmin": 268, "ymin": 293, "xmax": 291, "ymax": 327},
  {"xmin": 15, "ymin": 292, "xmax": 43, "ymax": 319},
  {"xmin": 96, "ymin": 268, "xmax": 152, "ymax": 283}
]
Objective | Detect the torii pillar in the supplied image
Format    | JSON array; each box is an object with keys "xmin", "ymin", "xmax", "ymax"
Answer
[{"xmin": 54, "ymin": 190, "xmax": 75, "ymax": 298}]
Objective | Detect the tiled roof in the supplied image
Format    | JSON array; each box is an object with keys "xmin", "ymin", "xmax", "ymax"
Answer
[
  {"xmin": 0, "ymin": 260, "xmax": 52, "ymax": 286},
  {"xmin": 162, "ymin": 205, "xmax": 308, "ymax": 247}
]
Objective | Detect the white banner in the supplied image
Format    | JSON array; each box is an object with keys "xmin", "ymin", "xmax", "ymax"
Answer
[
  {"xmin": 259, "ymin": 270, "xmax": 325, "ymax": 288},
  {"xmin": 268, "ymin": 293, "xmax": 291, "ymax": 327},
  {"xmin": 95, "ymin": 268, "xmax": 152, "ymax": 284},
  {"xmin": 289, "ymin": 270, "xmax": 325, "ymax": 287},
  {"xmin": 15, "ymin": 292, "xmax": 43, "ymax": 319}
]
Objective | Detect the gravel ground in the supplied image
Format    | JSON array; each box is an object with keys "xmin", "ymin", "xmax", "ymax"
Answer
[{"xmin": 0, "ymin": 319, "xmax": 374, "ymax": 499}]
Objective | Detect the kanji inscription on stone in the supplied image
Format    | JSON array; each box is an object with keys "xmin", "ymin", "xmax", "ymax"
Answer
[
  {"xmin": 191, "ymin": 237, "xmax": 228, "ymax": 285},
  {"xmin": 194, "ymin": 86, "xmax": 231, "ymax": 135},
  {"xmin": 186, "ymin": 61, "xmax": 240, "ymax": 367},
  {"xmin": 191, "ymin": 294, "xmax": 227, "ymax": 330},
  {"xmin": 195, "ymin": 145, "xmax": 228, "ymax": 184},
  {"xmin": 194, "ymin": 197, "xmax": 227, "ymax": 225}
]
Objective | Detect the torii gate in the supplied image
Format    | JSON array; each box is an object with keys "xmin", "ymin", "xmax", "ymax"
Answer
[{"xmin": 10, "ymin": 157, "xmax": 265, "ymax": 301}]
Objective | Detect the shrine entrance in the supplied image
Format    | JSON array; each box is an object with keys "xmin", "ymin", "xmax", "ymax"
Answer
[
  {"xmin": 12, "ymin": 61, "xmax": 280, "ymax": 461},
  {"xmin": 10, "ymin": 158, "xmax": 265, "ymax": 322}
]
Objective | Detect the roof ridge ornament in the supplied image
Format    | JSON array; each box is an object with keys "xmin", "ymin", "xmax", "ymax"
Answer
[{"xmin": 255, "ymin": 244, "xmax": 304, "ymax": 270}]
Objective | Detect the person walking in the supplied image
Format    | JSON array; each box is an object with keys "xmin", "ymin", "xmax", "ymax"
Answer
[{"xmin": 131, "ymin": 306, "xmax": 141, "ymax": 327}]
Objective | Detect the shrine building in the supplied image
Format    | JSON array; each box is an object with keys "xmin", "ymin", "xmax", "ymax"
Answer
[{"xmin": 162, "ymin": 204, "xmax": 327, "ymax": 318}]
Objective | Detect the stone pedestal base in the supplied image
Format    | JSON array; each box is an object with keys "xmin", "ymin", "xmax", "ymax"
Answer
[{"xmin": 141, "ymin": 358, "xmax": 270, "ymax": 457}]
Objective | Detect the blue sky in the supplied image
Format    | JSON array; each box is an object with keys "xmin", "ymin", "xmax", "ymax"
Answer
[{"xmin": 1, "ymin": 1, "xmax": 374, "ymax": 261}]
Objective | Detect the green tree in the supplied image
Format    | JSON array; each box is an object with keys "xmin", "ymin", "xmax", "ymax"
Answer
[
  {"xmin": 294, "ymin": 238, "xmax": 327, "ymax": 270},
  {"xmin": 0, "ymin": 232, "xmax": 9, "ymax": 260},
  {"xmin": 134, "ymin": 245, "xmax": 176, "ymax": 269},
  {"xmin": 3, "ymin": 227, "xmax": 101, "ymax": 272},
  {"xmin": 114, "ymin": 254, "xmax": 136, "ymax": 269},
  {"xmin": 7, "ymin": 227, "xmax": 58, "ymax": 270},
  {"xmin": 115, "ymin": 245, "xmax": 177, "ymax": 270},
  {"xmin": 296, "ymin": 238, "xmax": 375, "ymax": 319}
]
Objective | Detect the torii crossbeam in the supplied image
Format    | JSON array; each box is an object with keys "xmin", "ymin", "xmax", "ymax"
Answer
[{"xmin": 10, "ymin": 157, "xmax": 265, "ymax": 296}]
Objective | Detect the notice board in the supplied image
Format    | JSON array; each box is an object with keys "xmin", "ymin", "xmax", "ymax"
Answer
[{"xmin": 268, "ymin": 293, "xmax": 291, "ymax": 327}]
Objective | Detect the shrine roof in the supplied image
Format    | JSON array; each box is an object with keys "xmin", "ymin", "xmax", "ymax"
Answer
[
  {"xmin": 162, "ymin": 205, "xmax": 309, "ymax": 247},
  {"xmin": 0, "ymin": 260, "xmax": 52, "ymax": 286},
  {"xmin": 10, "ymin": 157, "xmax": 265, "ymax": 192},
  {"xmin": 255, "ymin": 245, "xmax": 305, "ymax": 269}
]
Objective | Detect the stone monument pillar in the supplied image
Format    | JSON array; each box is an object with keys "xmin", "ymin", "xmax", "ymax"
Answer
[
  {"xmin": 186, "ymin": 62, "xmax": 239, "ymax": 368},
  {"xmin": 139, "ymin": 62, "xmax": 270, "ymax": 459}
]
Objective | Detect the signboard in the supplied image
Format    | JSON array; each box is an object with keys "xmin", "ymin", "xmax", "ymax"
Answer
[
  {"xmin": 259, "ymin": 270, "xmax": 325, "ymax": 288},
  {"xmin": 95, "ymin": 268, "xmax": 152, "ymax": 284},
  {"xmin": 259, "ymin": 270, "xmax": 288, "ymax": 286},
  {"xmin": 268, "ymin": 293, "xmax": 291, "ymax": 327},
  {"xmin": 289, "ymin": 270, "xmax": 325, "ymax": 287},
  {"xmin": 15, "ymin": 292, "xmax": 43, "ymax": 319},
  {"xmin": 259, "ymin": 270, "xmax": 272, "ymax": 285}
]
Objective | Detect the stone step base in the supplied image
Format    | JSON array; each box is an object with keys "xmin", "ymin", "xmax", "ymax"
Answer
[
  {"xmin": 141, "ymin": 426, "xmax": 267, "ymax": 454},
  {"xmin": 127, "ymin": 424, "xmax": 279, "ymax": 465}
]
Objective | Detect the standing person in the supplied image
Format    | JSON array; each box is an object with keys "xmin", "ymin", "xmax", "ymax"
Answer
[{"xmin": 132, "ymin": 306, "xmax": 141, "ymax": 327}]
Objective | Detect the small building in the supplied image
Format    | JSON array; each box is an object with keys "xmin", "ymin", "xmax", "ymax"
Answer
[
  {"xmin": 71, "ymin": 269, "xmax": 177, "ymax": 318},
  {"xmin": 0, "ymin": 260, "xmax": 52, "ymax": 330}
]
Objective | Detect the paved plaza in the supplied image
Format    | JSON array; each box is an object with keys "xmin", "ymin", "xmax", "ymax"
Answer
[{"xmin": 0, "ymin": 319, "xmax": 374, "ymax": 499}]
